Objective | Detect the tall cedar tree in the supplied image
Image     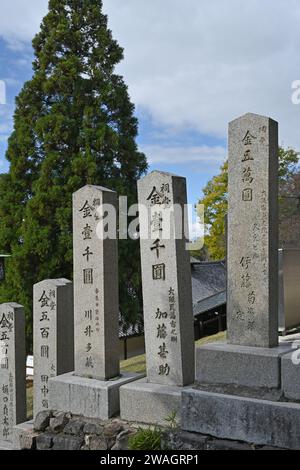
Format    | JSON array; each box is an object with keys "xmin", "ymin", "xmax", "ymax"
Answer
[{"xmin": 0, "ymin": 0, "xmax": 147, "ymax": 351}]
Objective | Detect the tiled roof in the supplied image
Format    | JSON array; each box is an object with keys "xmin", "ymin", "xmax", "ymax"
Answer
[
  {"xmin": 119, "ymin": 317, "xmax": 144, "ymax": 338},
  {"xmin": 193, "ymin": 290, "xmax": 226, "ymax": 317},
  {"xmin": 121, "ymin": 259, "xmax": 227, "ymax": 337},
  {"xmin": 191, "ymin": 259, "xmax": 226, "ymax": 307}
]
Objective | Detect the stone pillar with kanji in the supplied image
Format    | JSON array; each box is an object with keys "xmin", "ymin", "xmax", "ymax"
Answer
[
  {"xmin": 73, "ymin": 185, "xmax": 119, "ymax": 380},
  {"xmin": 0, "ymin": 303, "xmax": 26, "ymax": 445},
  {"xmin": 33, "ymin": 279, "xmax": 74, "ymax": 416},
  {"xmin": 227, "ymin": 113, "xmax": 279, "ymax": 347},
  {"xmin": 49, "ymin": 185, "xmax": 142, "ymax": 420},
  {"xmin": 138, "ymin": 171, "xmax": 194, "ymax": 386}
]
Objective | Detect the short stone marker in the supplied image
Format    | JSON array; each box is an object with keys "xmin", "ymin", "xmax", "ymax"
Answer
[
  {"xmin": 33, "ymin": 279, "xmax": 74, "ymax": 417},
  {"xmin": 0, "ymin": 303, "xmax": 26, "ymax": 448},
  {"xmin": 120, "ymin": 171, "xmax": 195, "ymax": 425},
  {"xmin": 49, "ymin": 185, "xmax": 143, "ymax": 419}
]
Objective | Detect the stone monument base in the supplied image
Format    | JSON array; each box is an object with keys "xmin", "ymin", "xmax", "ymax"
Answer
[
  {"xmin": 182, "ymin": 340, "xmax": 300, "ymax": 450},
  {"xmin": 0, "ymin": 440, "xmax": 15, "ymax": 450},
  {"xmin": 182, "ymin": 388, "xmax": 300, "ymax": 450},
  {"xmin": 13, "ymin": 420, "xmax": 37, "ymax": 450},
  {"xmin": 195, "ymin": 341, "xmax": 293, "ymax": 389},
  {"xmin": 281, "ymin": 352, "xmax": 300, "ymax": 400},
  {"xmin": 49, "ymin": 371, "xmax": 144, "ymax": 420},
  {"xmin": 120, "ymin": 378, "xmax": 190, "ymax": 426}
]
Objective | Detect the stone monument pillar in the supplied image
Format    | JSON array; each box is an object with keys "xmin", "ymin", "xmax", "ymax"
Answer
[
  {"xmin": 49, "ymin": 185, "xmax": 143, "ymax": 419},
  {"xmin": 73, "ymin": 186, "xmax": 119, "ymax": 380},
  {"xmin": 188, "ymin": 114, "xmax": 291, "ymax": 390},
  {"xmin": 227, "ymin": 113, "xmax": 278, "ymax": 348},
  {"xmin": 181, "ymin": 114, "xmax": 297, "ymax": 449},
  {"xmin": 120, "ymin": 171, "xmax": 195, "ymax": 425},
  {"xmin": 0, "ymin": 303, "xmax": 26, "ymax": 449},
  {"xmin": 33, "ymin": 279, "xmax": 74, "ymax": 416}
]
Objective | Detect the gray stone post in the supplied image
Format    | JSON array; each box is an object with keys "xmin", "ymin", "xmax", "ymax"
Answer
[
  {"xmin": 0, "ymin": 303, "xmax": 26, "ymax": 444},
  {"xmin": 73, "ymin": 185, "xmax": 119, "ymax": 380},
  {"xmin": 138, "ymin": 171, "xmax": 195, "ymax": 386},
  {"xmin": 33, "ymin": 279, "xmax": 74, "ymax": 416},
  {"xmin": 227, "ymin": 113, "xmax": 278, "ymax": 347}
]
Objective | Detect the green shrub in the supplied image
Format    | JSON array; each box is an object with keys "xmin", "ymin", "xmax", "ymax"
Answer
[{"xmin": 128, "ymin": 427, "xmax": 163, "ymax": 451}]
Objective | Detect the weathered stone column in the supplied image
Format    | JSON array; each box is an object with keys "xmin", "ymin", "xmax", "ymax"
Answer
[
  {"xmin": 49, "ymin": 185, "xmax": 142, "ymax": 420},
  {"xmin": 182, "ymin": 114, "xmax": 297, "ymax": 448},
  {"xmin": 227, "ymin": 113, "xmax": 278, "ymax": 348},
  {"xmin": 120, "ymin": 171, "xmax": 195, "ymax": 425},
  {"xmin": 138, "ymin": 171, "xmax": 194, "ymax": 386},
  {"xmin": 192, "ymin": 114, "xmax": 285, "ymax": 390},
  {"xmin": 0, "ymin": 303, "xmax": 26, "ymax": 447},
  {"xmin": 73, "ymin": 185, "xmax": 119, "ymax": 380},
  {"xmin": 33, "ymin": 279, "xmax": 74, "ymax": 416}
]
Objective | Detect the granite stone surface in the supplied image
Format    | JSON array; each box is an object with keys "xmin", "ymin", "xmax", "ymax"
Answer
[{"xmin": 227, "ymin": 113, "xmax": 279, "ymax": 347}]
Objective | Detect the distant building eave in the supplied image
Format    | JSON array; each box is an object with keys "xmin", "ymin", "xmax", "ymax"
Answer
[{"xmin": 193, "ymin": 290, "xmax": 226, "ymax": 317}]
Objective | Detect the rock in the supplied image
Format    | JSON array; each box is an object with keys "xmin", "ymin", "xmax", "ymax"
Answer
[
  {"xmin": 53, "ymin": 410, "xmax": 72, "ymax": 419},
  {"xmin": 162, "ymin": 431, "xmax": 208, "ymax": 451},
  {"xmin": 111, "ymin": 430, "xmax": 135, "ymax": 451},
  {"xmin": 85, "ymin": 434, "xmax": 107, "ymax": 450},
  {"xmin": 64, "ymin": 419, "xmax": 85, "ymax": 436},
  {"xmin": 36, "ymin": 433, "xmax": 55, "ymax": 450},
  {"xmin": 83, "ymin": 421, "xmax": 103, "ymax": 435},
  {"xmin": 103, "ymin": 420, "xmax": 124, "ymax": 440},
  {"xmin": 49, "ymin": 412, "xmax": 69, "ymax": 433},
  {"xmin": 34, "ymin": 411, "xmax": 53, "ymax": 432},
  {"xmin": 52, "ymin": 435, "xmax": 84, "ymax": 451}
]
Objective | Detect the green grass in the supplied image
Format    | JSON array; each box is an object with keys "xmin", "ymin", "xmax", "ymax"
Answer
[
  {"xmin": 128, "ymin": 427, "xmax": 163, "ymax": 451},
  {"xmin": 121, "ymin": 353, "xmax": 147, "ymax": 374},
  {"xmin": 195, "ymin": 330, "xmax": 226, "ymax": 347},
  {"xmin": 121, "ymin": 330, "xmax": 226, "ymax": 375},
  {"xmin": 26, "ymin": 331, "xmax": 226, "ymax": 419}
]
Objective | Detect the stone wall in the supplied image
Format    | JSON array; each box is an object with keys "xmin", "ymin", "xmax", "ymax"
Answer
[
  {"xmin": 15, "ymin": 411, "xmax": 135, "ymax": 451},
  {"xmin": 14, "ymin": 410, "xmax": 285, "ymax": 451}
]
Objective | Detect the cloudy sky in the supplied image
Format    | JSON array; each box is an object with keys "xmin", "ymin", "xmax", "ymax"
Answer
[{"xmin": 0, "ymin": 0, "xmax": 300, "ymax": 206}]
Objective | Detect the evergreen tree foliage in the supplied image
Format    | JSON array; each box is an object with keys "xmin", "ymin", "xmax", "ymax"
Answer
[{"xmin": 0, "ymin": 0, "xmax": 148, "ymax": 351}]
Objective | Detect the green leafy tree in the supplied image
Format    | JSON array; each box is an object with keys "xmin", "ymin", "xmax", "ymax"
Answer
[
  {"xmin": 0, "ymin": 0, "xmax": 147, "ymax": 351},
  {"xmin": 197, "ymin": 148, "xmax": 298, "ymax": 260}
]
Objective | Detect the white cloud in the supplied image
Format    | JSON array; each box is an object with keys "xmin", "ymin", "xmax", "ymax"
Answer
[
  {"xmin": 102, "ymin": 0, "xmax": 300, "ymax": 150},
  {"xmin": 0, "ymin": 0, "xmax": 48, "ymax": 48},
  {"xmin": 140, "ymin": 144, "xmax": 227, "ymax": 165},
  {"xmin": 1, "ymin": 0, "xmax": 300, "ymax": 152}
]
